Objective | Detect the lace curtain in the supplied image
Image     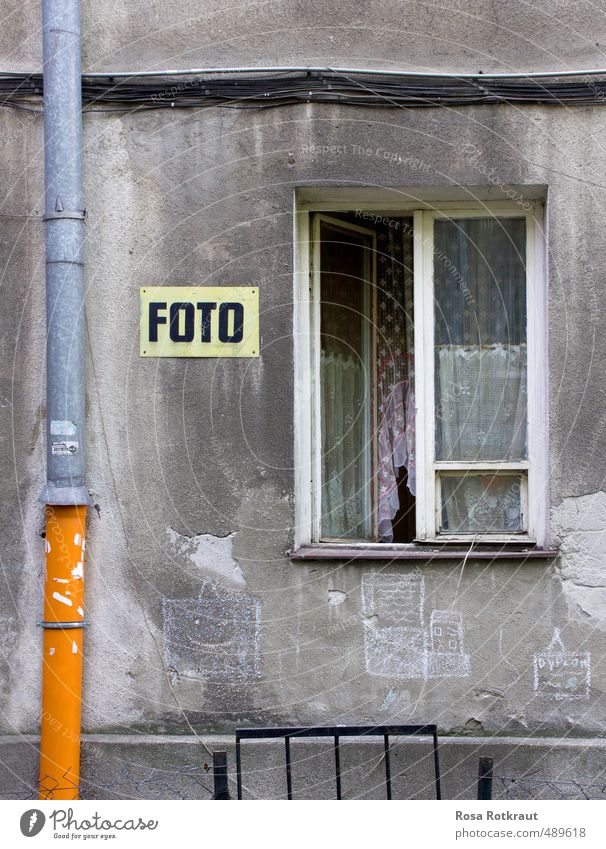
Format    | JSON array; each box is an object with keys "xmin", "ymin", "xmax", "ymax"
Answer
[
  {"xmin": 319, "ymin": 217, "xmax": 415, "ymax": 542},
  {"xmin": 434, "ymin": 217, "xmax": 528, "ymax": 532},
  {"xmin": 376, "ymin": 220, "xmax": 415, "ymax": 542},
  {"xmin": 436, "ymin": 344, "xmax": 527, "ymax": 461},
  {"xmin": 440, "ymin": 473, "xmax": 523, "ymax": 533},
  {"xmin": 320, "ymin": 351, "xmax": 368, "ymax": 538}
]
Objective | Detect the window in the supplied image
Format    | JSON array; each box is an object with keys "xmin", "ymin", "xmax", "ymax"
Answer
[{"xmin": 294, "ymin": 198, "xmax": 547, "ymax": 550}]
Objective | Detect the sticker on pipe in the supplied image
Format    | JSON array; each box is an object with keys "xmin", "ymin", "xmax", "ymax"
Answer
[
  {"xmin": 50, "ymin": 420, "xmax": 77, "ymax": 436},
  {"xmin": 51, "ymin": 441, "xmax": 79, "ymax": 456},
  {"xmin": 140, "ymin": 286, "xmax": 259, "ymax": 358}
]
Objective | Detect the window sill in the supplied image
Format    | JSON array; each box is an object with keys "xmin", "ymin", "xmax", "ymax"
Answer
[{"xmin": 290, "ymin": 544, "xmax": 558, "ymax": 562}]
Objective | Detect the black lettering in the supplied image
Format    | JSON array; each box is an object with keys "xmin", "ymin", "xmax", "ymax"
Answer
[
  {"xmin": 148, "ymin": 302, "xmax": 167, "ymax": 342},
  {"xmin": 218, "ymin": 302, "xmax": 244, "ymax": 343},
  {"xmin": 196, "ymin": 302, "xmax": 217, "ymax": 342},
  {"xmin": 169, "ymin": 302, "xmax": 195, "ymax": 342}
]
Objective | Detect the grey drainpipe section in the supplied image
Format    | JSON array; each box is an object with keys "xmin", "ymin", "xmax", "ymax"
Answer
[{"xmin": 40, "ymin": 0, "xmax": 89, "ymax": 507}]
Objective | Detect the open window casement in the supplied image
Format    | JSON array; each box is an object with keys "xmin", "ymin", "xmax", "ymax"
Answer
[
  {"xmin": 295, "ymin": 201, "xmax": 547, "ymax": 549},
  {"xmin": 311, "ymin": 215, "xmax": 377, "ymax": 541}
]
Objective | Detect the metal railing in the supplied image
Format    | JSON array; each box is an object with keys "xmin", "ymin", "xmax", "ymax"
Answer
[{"xmin": 235, "ymin": 724, "xmax": 441, "ymax": 800}]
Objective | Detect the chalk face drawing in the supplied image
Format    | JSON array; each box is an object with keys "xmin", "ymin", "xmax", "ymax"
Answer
[
  {"xmin": 361, "ymin": 573, "xmax": 470, "ymax": 680},
  {"xmin": 162, "ymin": 579, "xmax": 261, "ymax": 681},
  {"xmin": 533, "ymin": 628, "xmax": 590, "ymax": 701}
]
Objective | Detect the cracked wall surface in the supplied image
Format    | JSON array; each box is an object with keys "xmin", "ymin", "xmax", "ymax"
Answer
[{"xmin": 552, "ymin": 492, "xmax": 606, "ymax": 629}]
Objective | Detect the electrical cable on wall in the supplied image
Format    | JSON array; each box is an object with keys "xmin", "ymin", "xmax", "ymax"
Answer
[{"xmin": 2, "ymin": 69, "xmax": 606, "ymax": 111}]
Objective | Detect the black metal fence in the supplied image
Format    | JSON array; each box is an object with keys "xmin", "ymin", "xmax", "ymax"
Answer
[
  {"xmin": 5, "ymin": 741, "xmax": 606, "ymax": 800},
  {"xmin": 235, "ymin": 724, "xmax": 441, "ymax": 800}
]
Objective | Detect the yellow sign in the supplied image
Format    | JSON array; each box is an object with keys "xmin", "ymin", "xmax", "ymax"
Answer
[{"xmin": 140, "ymin": 287, "xmax": 259, "ymax": 358}]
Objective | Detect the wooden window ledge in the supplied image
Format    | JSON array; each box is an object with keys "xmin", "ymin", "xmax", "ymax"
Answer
[{"xmin": 290, "ymin": 544, "xmax": 558, "ymax": 562}]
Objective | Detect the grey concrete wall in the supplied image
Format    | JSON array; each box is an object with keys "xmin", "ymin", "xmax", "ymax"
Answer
[
  {"xmin": 2, "ymin": 0, "xmax": 606, "ymax": 798},
  {"xmin": 3, "ymin": 734, "xmax": 606, "ymax": 800},
  {"xmin": 6, "ymin": 1, "xmax": 606, "ymax": 75}
]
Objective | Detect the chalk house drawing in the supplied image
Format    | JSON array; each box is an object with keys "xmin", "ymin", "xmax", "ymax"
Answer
[
  {"xmin": 533, "ymin": 628, "xmax": 590, "ymax": 701},
  {"xmin": 162, "ymin": 579, "xmax": 261, "ymax": 682},
  {"xmin": 361, "ymin": 573, "xmax": 470, "ymax": 680},
  {"xmin": 427, "ymin": 610, "xmax": 471, "ymax": 678}
]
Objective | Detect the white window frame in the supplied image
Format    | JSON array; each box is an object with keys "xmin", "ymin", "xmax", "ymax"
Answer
[{"xmin": 294, "ymin": 198, "xmax": 548, "ymax": 550}]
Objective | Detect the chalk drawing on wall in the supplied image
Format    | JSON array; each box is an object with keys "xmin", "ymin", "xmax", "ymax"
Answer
[
  {"xmin": 162, "ymin": 579, "xmax": 261, "ymax": 682},
  {"xmin": 0, "ymin": 616, "xmax": 17, "ymax": 694},
  {"xmin": 365, "ymin": 623, "xmax": 429, "ymax": 679},
  {"xmin": 427, "ymin": 610, "xmax": 471, "ymax": 678},
  {"xmin": 362, "ymin": 574, "xmax": 427, "ymax": 678},
  {"xmin": 361, "ymin": 573, "xmax": 470, "ymax": 681},
  {"xmin": 533, "ymin": 628, "xmax": 590, "ymax": 701}
]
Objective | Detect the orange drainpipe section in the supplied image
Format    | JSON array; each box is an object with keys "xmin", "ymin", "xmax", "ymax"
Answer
[{"xmin": 39, "ymin": 505, "xmax": 87, "ymax": 800}]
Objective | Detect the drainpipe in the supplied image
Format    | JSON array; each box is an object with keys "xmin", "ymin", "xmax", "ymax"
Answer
[{"xmin": 38, "ymin": 0, "xmax": 89, "ymax": 801}]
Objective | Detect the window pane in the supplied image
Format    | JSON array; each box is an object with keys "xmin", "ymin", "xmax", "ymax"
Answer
[
  {"xmin": 320, "ymin": 222, "xmax": 372, "ymax": 538},
  {"xmin": 434, "ymin": 218, "xmax": 527, "ymax": 461},
  {"xmin": 439, "ymin": 473, "xmax": 524, "ymax": 534}
]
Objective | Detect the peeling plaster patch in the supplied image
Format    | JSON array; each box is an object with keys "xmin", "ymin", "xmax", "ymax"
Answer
[
  {"xmin": 71, "ymin": 562, "xmax": 83, "ymax": 579},
  {"xmin": 77, "ymin": 606, "xmax": 84, "ymax": 616},
  {"xmin": 328, "ymin": 590, "xmax": 346, "ymax": 605},
  {"xmin": 551, "ymin": 492, "xmax": 606, "ymax": 630},
  {"xmin": 533, "ymin": 628, "xmax": 590, "ymax": 701},
  {"xmin": 474, "ymin": 688, "xmax": 505, "ymax": 700},
  {"xmin": 52, "ymin": 591, "xmax": 72, "ymax": 607},
  {"xmin": 72, "ymin": 641, "xmax": 78, "ymax": 654},
  {"xmin": 362, "ymin": 613, "xmax": 379, "ymax": 626},
  {"xmin": 166, "ymin": 528, "xmax": 246, "ymax": 589},
  {"xmin": 162, "ymin": 579, "xmax": 261, "ymax": 681}
]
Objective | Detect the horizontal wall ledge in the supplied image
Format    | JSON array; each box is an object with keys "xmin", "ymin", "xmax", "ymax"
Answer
[
  {"xmin": 2, "ymin": 733, "xmax": 605, "ymax": 800},
  {"xmin": 290, "ymin": 545, "xmax": 558, "ymax": 562}
]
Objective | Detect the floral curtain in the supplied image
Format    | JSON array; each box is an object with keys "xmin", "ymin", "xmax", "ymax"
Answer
[{"xmin": 376, "ymin": 219, "xmax": 415, "ymax": 542}]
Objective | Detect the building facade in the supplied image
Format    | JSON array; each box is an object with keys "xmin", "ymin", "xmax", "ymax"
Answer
[{"xmin": 1, "ymin": 1, "xmax": 606, "ymax": 799}]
